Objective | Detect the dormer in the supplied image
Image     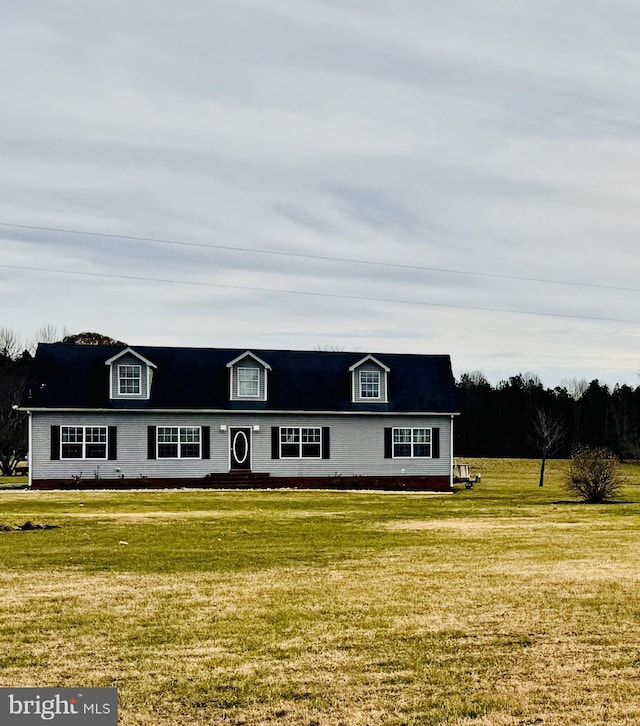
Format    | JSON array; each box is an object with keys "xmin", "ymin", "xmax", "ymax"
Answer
[
  {"xmin": 227, "ymin": 351, "xmax": 271, "ymax": 402},
  {"xmin": 349, "ymin": 355, "xmax": 390, "ymax": 403},
  {"xmin": 105, "ymin": 347, "xmax": 157, "ymax": 400}
]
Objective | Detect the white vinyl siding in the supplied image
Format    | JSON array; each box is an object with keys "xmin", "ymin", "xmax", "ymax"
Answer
[{"xmin": 31, "ymin": 413, "xmax": 452, "ymax": 482}]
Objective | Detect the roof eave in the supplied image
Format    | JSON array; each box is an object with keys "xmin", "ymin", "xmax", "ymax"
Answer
[{"xmin": 20, "ymin": 406, "xmax": 459, "ymax": 415}]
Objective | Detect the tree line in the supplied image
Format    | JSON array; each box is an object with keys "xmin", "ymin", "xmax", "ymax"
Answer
[{"xmin": 455, "ymin": 371, "xmax": 640, "ymax": 460}]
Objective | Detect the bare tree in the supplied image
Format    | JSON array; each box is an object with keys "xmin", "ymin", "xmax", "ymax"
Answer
[
  {"xmin": 0, "ymin": 342, "xmax": 28, "ymax": 476},
  {"xmin": 0, "ymin": 327, "xmax": 22, "ymax": 360},
  {"xmin": 521, "ymin": 371, "xmax": 543, "ymax": 388},
  {"xmin": 314, "ymin": 345, "xmax": 361, "ymax": 353},
  {"xmin": 559, "ymin": 377, "xmax": 589, "ymax": 401},
  {"xmin": 530, "ymin": 407, "xmax": 566, "ymax": 487},
  {"xmin": 459, "ymin": 370, "xmax": 490, "ymax": 386},
  {"xmin": 27, "ymin": 323, "xmax": 70, "ymax": 354}
]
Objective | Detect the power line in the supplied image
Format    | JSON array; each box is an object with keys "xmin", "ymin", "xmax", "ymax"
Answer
[
  {"xmin": 1, "ymin": 262, "xmax": 638, "ymax": 325},
  {"xmin": 1, "ymin": 220, "xmax": 638, "ymax": 293}
]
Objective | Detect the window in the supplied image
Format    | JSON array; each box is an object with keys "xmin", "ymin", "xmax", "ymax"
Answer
[
  {"xmin": 393, "ymin": 427, "xmax": 431, "ymax": 458},
  {"xmin": 279, "ymin": 427, "xmax": 322, "ymax": 458},
  {"xmin": 157, "ymin": 426, "xmax": 201, "ymax": 458},
  {"xmin": 359, "ymin": 370, "xmax": 380, "ymax": 399},
  {"xmin": 237, "ymin": 367, "xmax": 260, "ymax": 397},
  {"xmin": 61, "ymin": 426, "xmax": 107, "ymax": 459},
  {"xmin": 119, "ymin": 364, "xmax": 142, "ymax": 395}
]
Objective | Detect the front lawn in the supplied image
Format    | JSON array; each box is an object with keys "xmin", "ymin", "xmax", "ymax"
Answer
[{"xmin": 1, "ymin": 459, "xmax": 640, "ymax": 724}]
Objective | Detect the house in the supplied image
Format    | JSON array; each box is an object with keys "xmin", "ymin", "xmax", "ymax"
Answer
[{"xmin": 19, "ymin": 344, "xmax": 458, "ymax": 491}]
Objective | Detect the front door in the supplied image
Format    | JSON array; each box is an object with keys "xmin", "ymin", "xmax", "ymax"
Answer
[{"xmin": 230, "ymin": 427, "xmax": 251, "ymax": 470}]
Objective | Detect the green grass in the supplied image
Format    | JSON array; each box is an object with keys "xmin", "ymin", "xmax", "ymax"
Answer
[
  {"xmin": 1, "ymin": 459, "xmax": 640, "ymax": 724},
  {"xmin": 0, "ymin": 475, "xmax": 28, "ymax": 489}
]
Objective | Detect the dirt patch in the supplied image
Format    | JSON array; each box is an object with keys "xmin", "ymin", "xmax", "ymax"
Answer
[{"xmin": 0, "ymin": 521, "xmax": 60, "ymax": 532}]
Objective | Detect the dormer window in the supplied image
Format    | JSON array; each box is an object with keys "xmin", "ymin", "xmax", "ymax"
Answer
[
  {"xmin": 359, "ymin": 370, "xmax": 380, "ymax": 399},
  {"xmin": 105, "ymin": 347, "xmax": 157, "ymax": 401},
  {"xmin": 350, "ymin": 355, "xmax": 390, "ymax": 403},
  {"xmin": 237, "ymin": 367, "xmax": 260, "ymax": 397},
  {"xmin": 119, "ymin": 364, "xmax": 142, "ymax": 395},
  {"xmin": 227, "ymin": 351, "xmax": 271, "ymax": 402}
]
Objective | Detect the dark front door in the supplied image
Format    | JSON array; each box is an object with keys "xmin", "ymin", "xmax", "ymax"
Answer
[{"xmin": 230, "ymin": 427, "xmax": 251, "ymax": 470}]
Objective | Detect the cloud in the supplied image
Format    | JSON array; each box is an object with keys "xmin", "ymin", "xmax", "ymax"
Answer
[{"xmin": 2, "ymin": 0, "xmax": 640, "ymax": 386}]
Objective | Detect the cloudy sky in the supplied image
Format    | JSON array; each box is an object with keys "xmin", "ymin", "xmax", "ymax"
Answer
[{"xmin": 3, "ymin": 0, "xmax": 640, "ymax": 387}]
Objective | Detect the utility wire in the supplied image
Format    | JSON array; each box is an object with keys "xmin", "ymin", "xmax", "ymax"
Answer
[
  {"xmin": 1, "ymin": 221, "xmax": 638, "ymax": 293},
  {"xmin": 1, "ymin": 262, "xmax": 638, "ymax": 325}
]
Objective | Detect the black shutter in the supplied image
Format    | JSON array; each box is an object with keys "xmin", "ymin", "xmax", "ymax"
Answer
[
  {"xmin": 108, "ymin": 426, "xmax": 117, "ymax": 460},
  {"xmin": 432, "ymin": 427, "xmax": 440, "ymax": 458},
  {"xmin": 202, "ymin": 426, "xmax": 210, "ymax": 459},
  {"xmin": 384, "ymin": 427, "xmax": 392, "ymax": 459},
  {"xmin": 51, "ymin": 425, "xmax": 60, "ymax": 460},
  {"xmin": 271, "ymin": 427, "xmax": 280, "ymax": 459},
  {"xmin": 147, "ymin": 426, "xmax": 156, "ymax": 459},
  {"xmin": 322, "ymin": 427, "xmax": 330, "ymax": 459}
]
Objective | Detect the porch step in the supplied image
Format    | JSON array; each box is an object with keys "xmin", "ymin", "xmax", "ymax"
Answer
[{"xmin": 203, "ymin": 471, "xmax": 273, "ymax": 488}]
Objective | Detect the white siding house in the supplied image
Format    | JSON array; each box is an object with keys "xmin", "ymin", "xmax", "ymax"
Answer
[{"xmin": 21, "ymin": 344, "xmax": 458, "ymax": 491}]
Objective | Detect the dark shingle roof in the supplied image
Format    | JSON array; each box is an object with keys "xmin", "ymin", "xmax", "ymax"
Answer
[{"xmin": 22, "ymin": 344, "xmax": 458, "ymax": 413}]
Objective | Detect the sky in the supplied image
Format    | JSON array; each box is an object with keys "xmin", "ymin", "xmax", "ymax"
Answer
[{"xmin": 2, "ymin": 0, "xmax": 640, "ymax": 388}]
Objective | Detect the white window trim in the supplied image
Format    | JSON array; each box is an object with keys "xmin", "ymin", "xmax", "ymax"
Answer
[
  {"xmin": 359, "ymin": 369, "xmax": 381, "ymax": 399},
  {"xmin": 237, "ymin": 367, "xmax": 261, "ymax": 398},
  {"xmin": 391, "ymin": 427, "xmax": 432, "ymax": 459},
  {"xmin": 156, "ymin": 425, "xmax": 202, "ymax": 459},
  {"xmin": 118, "ymin": 364, "xmax": 143, "ymax": 396},
  {"xmin": 60, "ymin": 425, "xmax": 108, "ymax": 460},
  {"xmin": 279, "ymin": 426, "xmax": 322, "ymax": 459}
]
